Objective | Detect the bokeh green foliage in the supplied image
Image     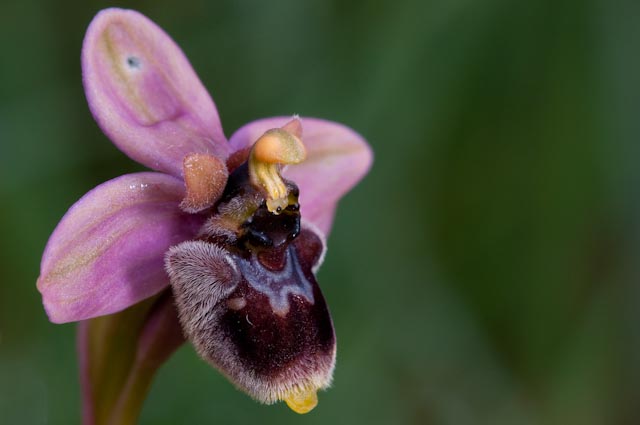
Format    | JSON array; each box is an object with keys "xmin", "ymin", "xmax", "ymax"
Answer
[{"xmin": 1, "ymin": 0, "xmax": 639, "ymax": 424}]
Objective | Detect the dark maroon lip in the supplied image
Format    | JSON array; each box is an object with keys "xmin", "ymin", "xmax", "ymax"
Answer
[
  {"xmin": 220, "ymin": 239, "xmax": 335, "ymax": 377},
  {"xmin": 166, "ymin": 159, "xmax": 336, "ymax": 404}
]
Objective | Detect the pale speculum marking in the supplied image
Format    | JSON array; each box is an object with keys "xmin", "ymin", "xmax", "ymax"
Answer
[{"xmin": 236, "ymin": 246, "xmax": 314, "ymax": 316}]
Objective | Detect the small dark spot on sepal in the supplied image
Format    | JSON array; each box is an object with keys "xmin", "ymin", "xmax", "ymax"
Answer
[{"xmin": 126, "ymin": 56, "xmax": 141, "ymax": 69}]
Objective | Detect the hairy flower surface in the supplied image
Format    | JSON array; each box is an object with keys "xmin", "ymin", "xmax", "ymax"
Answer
[{"xmin": 37, "ymin": 8, "xmax": 371, "ymax": 424}]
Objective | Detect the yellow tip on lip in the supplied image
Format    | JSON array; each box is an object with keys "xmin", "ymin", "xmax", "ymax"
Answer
[{"xmin": 283, "ymin": 387, "xmax": 318, "ymax": 414}]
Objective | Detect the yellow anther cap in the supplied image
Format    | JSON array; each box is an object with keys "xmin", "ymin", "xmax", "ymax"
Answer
[{"xmin": 248, "ymin": 118, "xmax": 306, "ymax": 214}]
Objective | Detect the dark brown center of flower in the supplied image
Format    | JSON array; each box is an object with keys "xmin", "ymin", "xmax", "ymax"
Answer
[
  {"xmin": 240, "ymin": 188, "xmax": 301, "ymax": 251},
  {"xmin": 210, "ymin": 162, "xmax": 301, "ymax": 255}
]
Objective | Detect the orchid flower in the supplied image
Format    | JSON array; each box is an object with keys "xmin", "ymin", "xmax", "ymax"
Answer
[{"xmin": 36, "ymin": 7, "xmax": 372, "ymax": 425}]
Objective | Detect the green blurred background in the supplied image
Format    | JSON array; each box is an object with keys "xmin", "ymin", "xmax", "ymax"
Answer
[{"xmin": 1, "ymin": 0, "xmax": 639, "ymax": 424}]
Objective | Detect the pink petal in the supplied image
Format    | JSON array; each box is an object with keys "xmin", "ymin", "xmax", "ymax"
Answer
[
  {"xmin": 229, "ymin": 117, "xmax": 373, "ymax": 235},
  {"xmin": 79, "ymin": 291, "xmax": 185, "ymax": 425},
  {"xmin": 37, "ymin": 172, "xmax": 204, "ymax": 323},
  {"xmin": 82, "ymin": 8, "xmax": 230, "ymax": 178}
]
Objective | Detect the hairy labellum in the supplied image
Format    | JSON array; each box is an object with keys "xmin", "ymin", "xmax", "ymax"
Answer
[{"xmin": 166, "ymin": 161, "xmax": 335, "ymax": 413}]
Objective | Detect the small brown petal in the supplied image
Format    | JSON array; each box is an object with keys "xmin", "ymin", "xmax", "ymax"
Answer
[{"xmin": 180, "ymin": 153, "xmax": 228, "ymax": 213}]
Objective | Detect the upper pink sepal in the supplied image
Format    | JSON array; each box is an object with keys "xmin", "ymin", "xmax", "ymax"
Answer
[
  {"xmin": 229, "ymin": 117, "xmax": 373, "ymax": 236},
  {"xmin": 82, "ymin": 8, "xmax": 230, "ymax": 178},
  {"xmin": 37, "ymin": 172, "xmax": 204, "ymax": 323}
]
